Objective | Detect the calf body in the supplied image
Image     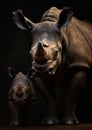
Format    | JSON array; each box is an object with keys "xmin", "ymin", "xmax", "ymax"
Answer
[
  {"xmin": 12, "ymin": 7, "xmax": 92, "ymax": 125},
  {"xmin": 8, "ymin": 67, "xmax": 36, "ymax": 126}
]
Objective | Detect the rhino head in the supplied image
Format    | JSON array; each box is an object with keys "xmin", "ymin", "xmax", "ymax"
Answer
[{"xmin": 12, "ymin": 7, "xmax": 73, "ymax": 77}]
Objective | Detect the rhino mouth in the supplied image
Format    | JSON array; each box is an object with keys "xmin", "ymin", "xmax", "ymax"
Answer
[
  {"xmin": 32, "ymin": 62, "xmax": 50, "ymax": 71},
  {"xmin": 31, "ymin": 61, "xmax": 56, "ymax": 77}
]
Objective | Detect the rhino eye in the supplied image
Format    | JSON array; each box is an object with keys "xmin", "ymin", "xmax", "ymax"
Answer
[
  {"xmin": 54, "ymin": 49, "xmax": 58, "ymax": 60},
  {"xmin": 43, "ymin": 43, "xmax": 49, "ymax": 47}
]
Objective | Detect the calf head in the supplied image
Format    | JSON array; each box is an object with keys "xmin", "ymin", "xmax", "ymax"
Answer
[
  {"xmin": 12, "ymin": 7, "xmax": 73, "ymax": 77},
  {"xmin": 8, "ymin": 67, "xmax": 36, "ymax": 103}
]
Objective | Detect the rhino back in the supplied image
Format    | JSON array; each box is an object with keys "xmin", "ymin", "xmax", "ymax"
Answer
[{"xmin": 63, "ymin": 17, "xmax": 92, "ymax": 69}]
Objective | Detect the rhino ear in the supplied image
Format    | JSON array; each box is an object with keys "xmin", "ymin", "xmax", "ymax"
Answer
[
  {"xmin": 12, "ymin": 9, "xmax": 35, "ymax": 30},
  {"xmin": 8, "ymin": 67, "xmax": 16, "ymax": 78},
  {"xmin": 26, "ymin": 69, "xmax": 33, "ymax": 79},
  {"xmin": 57, "ymin": 7, "xmax": 74, "ymax": 29}
]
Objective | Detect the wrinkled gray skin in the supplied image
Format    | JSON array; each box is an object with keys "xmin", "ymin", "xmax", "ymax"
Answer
[
  {"xmin": 8, "ymin": 67, "xmax": 36, "ymax": 126},
  {"xmin": 12, "ymin": 7, "xmax": 92, "ymax": 125}
]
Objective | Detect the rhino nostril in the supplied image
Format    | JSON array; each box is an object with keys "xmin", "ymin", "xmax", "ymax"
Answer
[{"xmin": 35, "ymin": 57, "xmax": 48, "ymax": 64}]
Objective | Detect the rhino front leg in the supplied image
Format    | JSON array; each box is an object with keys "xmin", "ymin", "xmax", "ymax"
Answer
[
  {"xmin": 61, "ymin": 70, "xmax": 88, "ymax": 125},
  {"xmin": 41, "ymin": 100, "xmax": 59, "ymax": 125},
  {"xmin": 9, "ymin": 101, "xmax": 20, "ymax": 126},
  {"xmin": 35, "ymin": 78, "xmax": 59, "ymax": 125}
]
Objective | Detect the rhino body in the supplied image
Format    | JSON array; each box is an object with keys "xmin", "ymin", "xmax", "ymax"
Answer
[
  {"xmin": 12, "ymin": 7, "xmax": 92, "ymax": 125},
  {"xmin": 8, "ymin": 67, "xmax": 36, "ymax": 126}
]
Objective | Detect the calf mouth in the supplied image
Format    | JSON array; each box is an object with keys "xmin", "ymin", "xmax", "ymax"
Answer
[{"xmin": 11, "ymin": 95, "xmax": 36, "ymax": 104}]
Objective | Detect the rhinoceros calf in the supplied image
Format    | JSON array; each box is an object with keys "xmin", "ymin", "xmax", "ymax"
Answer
[
  {"xmin": 12, "ymin": 7, "xmax": 92, "ymax": 125},
  {"xmin": 8, "ymin": 67, "xmax": 36, "ymax": 126}
]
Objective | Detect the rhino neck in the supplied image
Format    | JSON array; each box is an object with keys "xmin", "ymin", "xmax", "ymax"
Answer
[{"xmin": 61, "ymin": 26, "xmax": 69, "ymax": 66}]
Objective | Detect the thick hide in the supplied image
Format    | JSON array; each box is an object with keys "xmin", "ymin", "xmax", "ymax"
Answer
[
  {"xmin": 12, "ymin": 7, "xmax": 92, "ymax": 125},
  {"xmin": 8, "ymin": 67, "xmax": 36, "ymax": 126}
]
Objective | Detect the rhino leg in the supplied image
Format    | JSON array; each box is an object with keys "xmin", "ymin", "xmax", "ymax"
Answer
[
  {"xmin": 35, "ymin": 78, "xmax": 59, "ymax": 125},
  {"xmin": 61, "ymin": 70, "xmax": 87, "ymax": 125},
  {"xmin": 41, "ymin": 101, "xmax": 59, "ymax": 125},
  {"xmin": 9, "ymin": 101, "xmax": 20, "ymax": 126}
]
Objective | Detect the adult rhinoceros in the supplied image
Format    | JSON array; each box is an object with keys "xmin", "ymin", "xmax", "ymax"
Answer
[{"xmin": 12, "ymin": 7, "xmax": 92, "ymax": 125}]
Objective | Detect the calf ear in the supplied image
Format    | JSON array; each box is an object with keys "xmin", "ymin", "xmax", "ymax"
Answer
[
  {"xmin": 57, "ymin": 7, "xmax": 74, "ymax": 29},
  {"xmin": 8, "ymin": 67, "xmax": 16, "ymax": 78},
  {"xmin": 12, "ymin": 9, "xmax": 35, "ymax": 30}
]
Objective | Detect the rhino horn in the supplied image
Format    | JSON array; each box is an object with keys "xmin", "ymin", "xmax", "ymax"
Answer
[
  {"xmin": 36, "ymin": 41, "xmax": 45, "ymax": 56},
  {"xmin": 35, "ymin": 41, "xmax": 48, "ymax": 64}
]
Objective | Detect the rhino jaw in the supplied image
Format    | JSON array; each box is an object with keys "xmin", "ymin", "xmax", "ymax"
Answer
[{"xmin": 31, "ymin": 60, "xmax": 58, "ymax": 77}]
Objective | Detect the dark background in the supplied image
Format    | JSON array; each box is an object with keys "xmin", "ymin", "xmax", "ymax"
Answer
[{"xmin": 0, "ymin": 0, "xmax": 92, "ymax": 123}]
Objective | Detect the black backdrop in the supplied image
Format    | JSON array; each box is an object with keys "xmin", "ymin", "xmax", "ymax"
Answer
[{"xmin": 0, "ymin": 0, "xmax": 92, "ymax": 123}]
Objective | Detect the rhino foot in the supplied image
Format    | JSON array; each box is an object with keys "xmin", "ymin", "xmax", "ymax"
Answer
[
  {"xmin": 61, "ymin": 116, "xmax": 79, "ymax": 125},
  {"xmin": 41, "ymin": 116, "xmax": 59, "ymax": 125},
  {"xmin": 10, "ymin": 120, "xmax": 20, "ymax": 126}
]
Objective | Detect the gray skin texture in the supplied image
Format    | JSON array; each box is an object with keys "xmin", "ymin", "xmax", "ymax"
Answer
[
  {"xmin": 8, "ymin": 67, "xmax": 36, "ymax": 126},
  {"xmin": 12, "ymin": 7, "xmax": 92, "ymax": 125}
]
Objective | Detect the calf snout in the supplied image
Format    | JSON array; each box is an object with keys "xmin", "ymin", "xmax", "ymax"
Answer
[
  {"xmin": 16, "ymin": 91, "xmax": 24, "ymax": 98},
  {"xmin": 15, "ymin": 85, "xmax": 24, "ymax": 97}
]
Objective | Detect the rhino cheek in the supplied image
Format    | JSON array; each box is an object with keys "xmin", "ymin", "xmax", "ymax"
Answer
[{"xmin": 48, "ymin": 60, "xmax": 59, "ymax": 75}]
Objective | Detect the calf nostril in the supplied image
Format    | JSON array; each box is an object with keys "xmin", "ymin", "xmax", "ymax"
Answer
[{"xmin": 16, "ymin": 92, "xmax": 24, "ymax": 97}]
